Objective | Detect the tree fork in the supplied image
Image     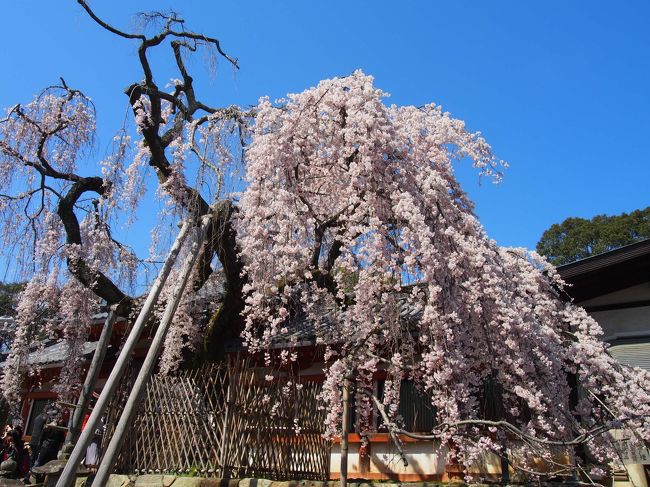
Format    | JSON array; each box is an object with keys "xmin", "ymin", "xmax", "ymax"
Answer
[{"xmin": 57, "ymin": 176, "xmax": 132, "ymax": 310}]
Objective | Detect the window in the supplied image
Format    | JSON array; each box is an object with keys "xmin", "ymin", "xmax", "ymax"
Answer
[
  {"xmin": 26, "ymin": 399, "xmax": 49, "ymax": 436},
  {"xmin": 376, "ymin": 379, "xmax": 435, "ymax": 432},
  {"xmin": 398, "ymin": 380, "xmax": 435, "ymax": 432}
]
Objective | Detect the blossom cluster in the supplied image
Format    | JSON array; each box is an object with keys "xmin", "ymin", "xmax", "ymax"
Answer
[
  {"xmin": 1, "ymin": 69, "xmax": 648, "ymax": 473},
  {"xmin": 237, "ymin": 71, "xmax": 650, "ymax": 466},
  {"xmin": 0, "ymin": 87, "xmax": 142, "ymax": 404}
]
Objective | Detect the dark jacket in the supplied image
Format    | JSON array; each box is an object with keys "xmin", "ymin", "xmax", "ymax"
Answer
[
  {"xmin": 40, "ymin": 422, "xmax": 65, "ymax": 450},
  {"xmin": 29, "ymin": 412, "xmax": 48, "ymax": 447}
]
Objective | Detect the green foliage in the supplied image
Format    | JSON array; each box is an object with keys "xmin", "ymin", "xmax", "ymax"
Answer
[
  {"xmin": 0, "ymin": 282, "xmax": 25, "ymax": 317},
  {"xmin": 334, "ymin": 266, "xmax": 359, "ymax": 294},
  {"xmin": 536, "ymin": 206, "xmax": 650, "ymax": 265}
]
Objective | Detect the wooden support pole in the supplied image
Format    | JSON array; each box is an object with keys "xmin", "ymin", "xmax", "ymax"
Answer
[
  {"xmin": 55, "ymin": 220, "xmax": 193, "ymax": 487},
  {"xmin": 340, "ymin": 376, "xmax": 350, "ymax": 487},
  {"xmin": 62, "ymin": 308, "xmax": 118, "ymax": 454},
  {"xmin": 91, "ymin": 215, "xmax": 211, "ymax": 487},
  {"xmin": 500, "ymin": 449, "xmax": 511, "ymax": 484},
  {"xmin": 218, "ymin": 373, "xmax": 233, "ymax": 478}
]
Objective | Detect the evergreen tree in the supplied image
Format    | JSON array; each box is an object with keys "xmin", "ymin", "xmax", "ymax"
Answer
[{"xmin": 537, "ymin": 206, "xmax": 650, "ymax": 265}]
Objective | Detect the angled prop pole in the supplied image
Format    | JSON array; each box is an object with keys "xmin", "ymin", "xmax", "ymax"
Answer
[
  {"xmin": 91, "ymin": 215, "xmax": 211, "ymax": 487},
  {"xmin": 56, "ymin": 220, "xmax": 193, "ymax": 487},
  {"xmin": 63, "ymin": 308, "xmax": 118, "ymax": 451}
]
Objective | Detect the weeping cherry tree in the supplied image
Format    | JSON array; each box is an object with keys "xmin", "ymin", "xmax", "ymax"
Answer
[{"xmin": 0, "ymin": 1, "xmax": 648, "ymax": 479}]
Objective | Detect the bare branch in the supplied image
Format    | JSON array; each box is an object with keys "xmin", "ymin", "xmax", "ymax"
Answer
[
  {"xmin": 369, "ymin": 393, "xmax": 409, "ymax": 467},
  {"xmin": 169, "ymin": 30, "xmax": 239, "ymax": 69},
  {"xmin": 364, "ymin": 389, "xmax": 626, "ymax": 448},
  {"xmin": 77, "ymin": 0, "xmax": 145, "ymax": 40}
]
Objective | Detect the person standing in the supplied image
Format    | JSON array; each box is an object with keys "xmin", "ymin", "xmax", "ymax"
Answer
[
  {"xmin": 84, "ymin": 416, "xmax": 104, "ymax": 468},
  {"xmin": 28, "ymin": 406, "xmax": 52, "ymax": 467},
  {"xmin": 1, "ymin": 424, "xmax": 25, "ymax": 479},
  {"xmin": 83, "ymin": 394, "xmax": 104, "ymax": 468},
  {"xmin": 34, "ymin": 407, "xmax": 65, "ymax": 468}
]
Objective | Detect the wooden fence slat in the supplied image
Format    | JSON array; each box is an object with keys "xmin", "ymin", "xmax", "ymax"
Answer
[{"xmin": 102, "ymin": 358, "xmax": 330, "ymax": 480}]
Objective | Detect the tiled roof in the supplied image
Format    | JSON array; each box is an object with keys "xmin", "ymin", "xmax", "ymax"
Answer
[
  {"xmin": 558, "ymin": 238, "xmax": 650, "ymax": 279},
  {"xmin": 0, "ymin": 340, "xmax": 99, "ymax": 368},
  {"xmin": 225, "ymin": 296, "xmax": 424, "ymax": 351}
]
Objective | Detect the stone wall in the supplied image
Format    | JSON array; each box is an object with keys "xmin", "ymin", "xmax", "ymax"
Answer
[{"xmin": 100, "ymin": 476, "xmax": 453, "ymax": 487}]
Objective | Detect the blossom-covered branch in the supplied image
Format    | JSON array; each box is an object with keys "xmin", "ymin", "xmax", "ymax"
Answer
[{"xmin": 237, "ymin": 71, "xmax": 650, "ymax": 473}]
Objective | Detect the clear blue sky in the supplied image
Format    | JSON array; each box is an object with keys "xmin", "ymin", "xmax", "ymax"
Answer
[{"xmin": 1, "ymin": 1, "xmax": 648, "ymax": 253}]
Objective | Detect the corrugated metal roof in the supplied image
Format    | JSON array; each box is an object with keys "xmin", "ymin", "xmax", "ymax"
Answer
[{"xmin": 609, "ymin": 342, "xmax": 650, "ymax": 372}]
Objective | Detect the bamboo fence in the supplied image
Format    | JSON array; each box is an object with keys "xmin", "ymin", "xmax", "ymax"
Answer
[{"xmin": 102, "ymin": 359, "xmax": 330, "ymax": 480}]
